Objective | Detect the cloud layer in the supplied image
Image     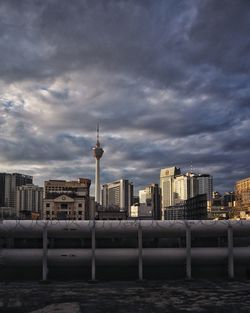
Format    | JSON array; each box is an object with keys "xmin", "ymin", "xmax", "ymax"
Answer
[{"xmin": 0, "ymin": 0, "xmax": 249, "ymax": 194}]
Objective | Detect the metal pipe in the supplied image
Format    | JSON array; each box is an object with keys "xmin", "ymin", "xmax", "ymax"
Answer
[
  {"xmin": 228, "ymin": 225, "xmax": 234, "ymax": 279},
  {"xmin": 1, "ymin": 248, "xmax": 250, "ymax": 267},
  {"xmin": 42, "ymin": 224, "xmax": 48, "ymax": 281},
  {"xmin": 186, "ymin": 223, "xmax": 192, "ymax": 279},
  {"xmin": 1, "ymin": 220, "xmax": 250, "ymax": 238},
  {"xmin": 91, "ymin": 220, "xmax": 96, "ymax": 281},
  {"xmin": 138, "ymin": 223, "xmax": 143, "ymax": 280}
]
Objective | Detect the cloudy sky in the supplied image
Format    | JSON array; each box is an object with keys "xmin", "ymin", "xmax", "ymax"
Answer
[{"xmin": 0, "ymin": 0, "xmax": 249, "ymax": 195}]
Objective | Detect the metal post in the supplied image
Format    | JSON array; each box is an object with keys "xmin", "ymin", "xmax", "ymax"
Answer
[
  {"xmin": 138, "ymin": 223, "xmax": 143, "ymax": 281},
  {"xmin": 186, "ymin": 223, "xmax": 192, "ymax": 280},
  {"xmin": 228, "ymin": 225, "xmax": 234, "ymax": 279},
  {"xmin": 91, "ymin": 220, "xmax": 96, "ymax": 281},
  {"xmin": 42, "ymin": 223, "xmax": 48, "ymax": 281}
]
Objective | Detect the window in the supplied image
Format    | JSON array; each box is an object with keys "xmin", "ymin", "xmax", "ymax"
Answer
[
  {"xmin": 46, "ymin": 210, "xmax": 50, "ymax": 215},
  {"xmin": 46, "ymin": 203, "xmax": 50, "ymax": 208},
  {"xmin": 78, "ymin": 211, "xmax": 82, "ymax": 215},
  {"xmin": 78, "ymin": 203, "xmax": 82, "ymax": 207}
]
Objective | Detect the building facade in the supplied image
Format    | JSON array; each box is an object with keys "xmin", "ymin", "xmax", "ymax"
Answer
[
  {"xmin": 164, "ymin": 194, "xmax": 207, "ymax": 220},
  {"xmin": 160, "ymin": 167, "xmax": 181, "ymax": 209},
  {"xmin": 16, "ymin": 184, "xmax": 43, "ymax": 218},
  {"xmin": 235, "ymin": 177, "xmax": 250, "ymax": 218},
  {"xmin": 0, "ymin": 173, "xmax": 33, "ymax": 215},
  {"xmin": 138, "ymin": 183, "xmax": 161, "ymax": 219},
  {"xmin": 43, "ymin": 178, "xmax": 91, "ymax": 220},
  {"xmin": 160, "ymin": 167, "xmax": 213, "ymax": 211},
  {"xmin": 101, "ymin": 179, "xmax": 133, "ymax": 214},
  {"xmin": 173, "ymin": 174, "xmax": 189, "ymax": 204},
  {"xmin": 197, "ymin": 174, "xmax": 213, "ymax": 201}
]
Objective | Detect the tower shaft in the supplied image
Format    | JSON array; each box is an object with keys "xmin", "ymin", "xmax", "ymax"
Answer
[
  {"xmin": 95, "ymin": 158, "xmax": 100, "ymax": 204},
  {"xmin": 92, "ymin": 124, "xmax": 104, "ymax": 204}
]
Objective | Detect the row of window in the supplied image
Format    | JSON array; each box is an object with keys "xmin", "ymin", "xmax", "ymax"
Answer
[
  {"xmin": 46, "ymin": 217, "xmax": 83, "ymax": 220},
  {"xmin": 45, "ymin": 203, "xmax": 83, "ymax": 208},
  {"xmin": 46, "ymin": 211, "xmax": 83, "ymax": 215}
]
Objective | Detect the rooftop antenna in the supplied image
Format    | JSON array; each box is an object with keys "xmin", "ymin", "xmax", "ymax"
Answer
[{"xmin": 96, "ymin": 121, "xmax": 100, "ymax": 146}]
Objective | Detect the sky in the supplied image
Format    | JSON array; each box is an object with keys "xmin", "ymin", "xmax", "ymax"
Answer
[{"xmin": 0, "ymin": 0, "xmax": 249, "ymax": 195}]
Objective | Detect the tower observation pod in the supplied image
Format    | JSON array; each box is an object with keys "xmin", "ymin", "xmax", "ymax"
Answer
[{"xmin": 92, "ymin": 124, "xmax": 104, "ymax": 204}]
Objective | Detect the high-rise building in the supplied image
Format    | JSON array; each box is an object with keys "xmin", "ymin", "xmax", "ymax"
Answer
[
  {"xmin": 0, "ymin": 173, "xmax": 33, "ymax": 214},
  {"xmin": 160, "ymin": 167, "xmax": 213, "ymax": 219},
  {"xmin": 43, "ymin": 178, "xmax": 91, "ymax": 220},
  {"xmin": 197, "ymin": 174, "xmax": 213, "ymax": 201},
  {"xmin": 173, "ymin": 174, "xmax": 189, "ymax": 204},
  {"xmin": 187, "ymin": 172, "xmax": 199, "ymax": 198},
  {"xmin": 160, "ymin": 166, "xmax": 181, "ymax": 209},
  {"xmin": 101, "ymin": 179, "xmax": 133, "ymax": 213},
  {"xmin": 0, "ymin": 173, "xmax": 5, "ymax": 207},
  {"xmin": 16, "ymin": 184, "xmax": 43, "ymax": 218},
  {"xmin": 138, "ymin": 184, "xmax": 161, "ymax": 219},
  {"xmin": 173, "ymin": 172, "xmax": 199, "ymax": 204},
  {"xmin": 235, "ymin": 177, "xmax": 250, "ymax": 218},
  {"xmin": 92, "ymin": 125, "xmax": 104, "ymax": 204}
]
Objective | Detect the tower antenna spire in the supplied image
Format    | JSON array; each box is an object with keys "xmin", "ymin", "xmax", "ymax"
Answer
[{"xmin": 97, "ymin": 122, "xmax": 99, "ymax": 140}]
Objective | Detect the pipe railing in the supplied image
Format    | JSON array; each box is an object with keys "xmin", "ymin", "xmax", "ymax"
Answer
[{"xmin": 1, "ymin": 220, "xmax": 250, "ymax": 281}]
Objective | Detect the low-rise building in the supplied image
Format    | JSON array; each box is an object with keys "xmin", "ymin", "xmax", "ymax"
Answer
[
  {"xmin": 43, "ymin": 178, "xmax": 91, "ymax": 220},
  {"xmin": 44, "ymin": 194, "xmax": 85, "ymax": 220},
  {"xmin": 164, "ymin": 194, "xmax": 207, "ymax": 220}
]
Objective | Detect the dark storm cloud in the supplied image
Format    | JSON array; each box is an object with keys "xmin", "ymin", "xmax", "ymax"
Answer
[
  {"xmin": 187, "ymin": 0, "xmax": 250, "ymax": 74},
  {"xmin": 0, "ymin": 0, "xmax": 249, "ymax": 192}
]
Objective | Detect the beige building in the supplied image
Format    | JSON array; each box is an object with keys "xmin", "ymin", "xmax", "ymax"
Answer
[
  {"xmin": 44, "ymin": 178, "xmax": 91, "ymax": 197},
  {"xmin": 44, "ymin": 194, "xmax": 86, "ymax": 220},
  {"xmin": 160, "ymin": 167, "xmax": 181, "ymax": 209},
  {"xmin": 43, "ymin": 178, "xmax": 91, "ymax": 220},
  {"xmin": 235, "ymin": 177, "xmax": 250, "ymax": 218}
]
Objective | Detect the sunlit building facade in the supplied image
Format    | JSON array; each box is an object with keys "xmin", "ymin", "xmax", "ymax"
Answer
[
  {"xmin": 160, "ymin": 167, "xmax": 181, "ymax": 209},
  {"xmin": 235, "ymin": 177, "xmax": 250, "ymax": 218}
]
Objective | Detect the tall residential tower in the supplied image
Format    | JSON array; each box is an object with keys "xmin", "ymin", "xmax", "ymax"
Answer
[{"xmin": 92, "ymin": 125, "xmax": 104, "ymax": 204}]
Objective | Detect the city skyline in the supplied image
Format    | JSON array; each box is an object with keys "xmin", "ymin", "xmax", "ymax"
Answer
[{"xmin": 0, "ymin": 1, "xmax": 249, "ymax": 194}]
